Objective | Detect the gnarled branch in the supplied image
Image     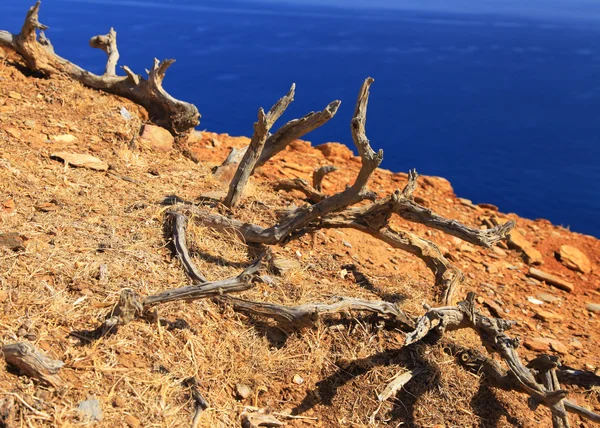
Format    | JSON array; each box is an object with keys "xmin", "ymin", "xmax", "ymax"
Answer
[
  {"xmin": 224, "ymin": 85, "xmax": 295, "ymax": 207},
  {"xmin": 219, "ymin": 295, "xmax": 414, "ymax": 330},
  {"xmin": 0, "ymin": 2, "xmax": 199, "ymax": 134},
  {"xmin": 168, "ymin": 211, "xmax": 207, "ymax": 283},
  {"xmin": 405, "ymin": 293, "xmax": 600, "ymax": 426},
  {"xmin": 2, "ymin": 342, "xmax": 64, "ymax": 388},
  {"xmin": 313, "ymin": 165, "xmax": 337, "ymax": 192}
]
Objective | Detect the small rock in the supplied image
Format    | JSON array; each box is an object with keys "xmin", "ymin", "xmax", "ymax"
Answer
[
  {"xmin": 528, "ymin": 267, "xmax": 574, "ymax": 293},
  {"xmin": 235, "ymin": 383, "xmax": 252, "ymax": 399},
  {"xmin": 209, "ymin": 137, "xmax": 221, "ymax": 147},
  {"xmin": 586, "ymin": 303, "xmax": 600, "ymax": 313},
  {"xmin": 51, "ymin": 134, "xmax": 77, "ymax": 143},
  {"xmin": 120, "ymin": 107, "xmax": 133, "ymax": 120},
  {"xmin": 5, "ymin": 127, "xmax": 20, "ymax": 139},
  {"xmin": 292, "ymin": 374, "xmax": 304, "ymax": 385},
  {"xmin": 77, "ymin": 398, "xmax": 103, "ymax": 422},
  {"xmin": 484, "ymin": 300, "xmax": 504, "ymax": 318},
  {"xmin": 477, "ymin": 203, "xmax": 499, "ymax": 211},
  {"xmin": 0, "ymin": 232, "xmax": 28, "ymax": 251},
  {"xmin": 23, "ymin": 120, "xmax": 35, "ymax": 128},
  {"xmin": 125, "ymin": 415, "xmax": 140, "ymax": 428},
  {"xmin": 527, "ymin": 296, "xmax": 544, "ymax": 305},
  {"xmin": 0, "ymin": 289, "xmax": 8, "ymax": 303},
  {"xmin": 272, "ymin": 256, "xmax": 301, "ymax": 275},
  {"xmin": 533, "ymin": 308, "xmax": 564, "ymax": 323},
  {"xmin": 36, "ymin": 201, "xmax": 61, "ymax": 212},
  {"xmin": 524, "ymin": 337, "xmax": 567, "ymax": 355},
  {"xmin": 559, "ymin": 245, "xmax": 592, "ymax": 274},
  {"xmin": 2, "ymin": 199, "xmax": 15, "ymax": 213},
  {"xmin": 8, "ymin": 91, "xmax": 21, "ymax": 100},
  {"xmin": 112, "ymin": 396, "xmax": 126, "ymax": 408},
  {"xmin": 492, "ymin": 247, "xmax": 507, "ymax": 257},
  {"xmin": 536, "ymin": 293, "xmax": 561, "ymax": 304},
  {"xmin": 50, "ymin": 152, "xmax": 109, "ymax": 171},
  {"xmin": 315, "ymin": 142, "xmax": 353, "ymax": 161},
  {"xmin": 138, "ymin": 124, "xmax": 174, "ymax": 152},
  {"xmin": 507, "ymin": 229, "xmax": 543, "ymax": 265},
  {"xmin": 342, "ymin": 240, "xmax": 352, "ymax": 248},
  {"xmin": 570, "ymin": 338, "xmax": 584, "ymax": 350}
]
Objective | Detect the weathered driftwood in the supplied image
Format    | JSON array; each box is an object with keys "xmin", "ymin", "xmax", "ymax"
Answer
[
  {"xmin": 0, "ymin": 2, "xmax": 199, "ymax": 134},
  {"xmin": 73, "ymin": 254, "xmax": 268, "ymax": 340},
  {"xmin": 2, "ymin": 342, "xmax": 64, "ymax": 388},
  {"xmin": 377, "ymin": 367, "xmax": 425, "ymax": 402},
  {"xmin": 224, "ymin": 85, "xmax": 295, "ymax": 207},
  {"xmin": 144, "ymin": 254, "xmax": 265, "ymax": 307},
  {"xmin": 406, "ymin": 293, "xmax": 600, "ymax": 426},
  {"xmin": 219, "ymin": 295, "xmax": 414, "ymax": 330},
  {"xmin": 313, "ymin": 165, "xmax": 337, "ymax": 192},
  {"xmin": 168, "ymin": 211, "xmax": 207, "ymax": 283},
  {"xmin": 212, "ymin": 101, "xmax": 340, "ymax": 176},
  {"xmin": 274, "ymin": 178, "xmax": 326, "ymax": 203},
  {"xmin": 182, "ymin": 377, "xmax": 209, "ymax": 428}
]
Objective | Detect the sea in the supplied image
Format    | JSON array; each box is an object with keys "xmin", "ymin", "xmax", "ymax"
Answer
[{"xmin": 2, "ymin": 0, "xmax": 599, "ymax": 236}]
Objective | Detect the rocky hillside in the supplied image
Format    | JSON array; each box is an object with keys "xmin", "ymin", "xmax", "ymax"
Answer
[{"xmin": 1, "ymin": 51, "xmax": 599, "ymax": 427}]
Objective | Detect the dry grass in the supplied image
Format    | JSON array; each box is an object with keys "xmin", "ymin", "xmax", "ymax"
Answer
[{"xmin": 1, "ymin": 55, "xmax": 598, "ymax": 428}]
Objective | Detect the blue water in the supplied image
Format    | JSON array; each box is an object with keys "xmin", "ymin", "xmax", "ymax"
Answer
[{"xmin": 2, "ymin": 1, "xmax": 600, "ymax": 236}]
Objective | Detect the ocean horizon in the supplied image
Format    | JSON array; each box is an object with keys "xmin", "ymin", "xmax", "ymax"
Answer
[{"xmin": 2, "ymin": 0, "xmax": 599, "ymax": 236}]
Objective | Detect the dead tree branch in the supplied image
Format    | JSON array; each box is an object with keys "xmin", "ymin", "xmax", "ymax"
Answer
[
  {"xmin": 168, "ymin": 211, "xmax": 207, "ymax": 283},
  {"xmin": 0, "ymin": 2, "xmax": 199, "ymax": 134},
  {"xmin": 212, "ymin": 100, "xmax": 340, "ymax": 176},
  {"xmin": 405, "ymin": 293, "xmax": 600, "ymax": 426},
  {"xmin": 2, "ymin": 342, "xmax": 64, "ymax": 388},
  {"xmin": 219, "ymin": 295, "xmax": 414, "ymax": 330},
  {"xmin": 313, "ymin": 165, "xmax": 337, "ymax": 192},
  {"xmin": 224, "ymin": 85, "xmax": 295, "ymax": 207},
  {"xmin": 274, "ymin": 178, "xmax": 326, "ymax": 203}
]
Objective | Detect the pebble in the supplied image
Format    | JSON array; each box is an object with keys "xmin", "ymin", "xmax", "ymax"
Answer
[
  {"xmin": 536, "ymin": 292, "xmax": 561, "ymax": 303},
  {"xmin": 293, "ymin": 374, "xmax": 304, "ymax": 385},
  {"xmin": 77, "ymin": 398, "xmax": 103, "ymax": 422},
  {"xmin": 533, "ymin": 308, "xmax": 564, "ymax": 323},
  {"xmin": 235, "ymin": 383, "xmax": 252, "ymax": 399},
  {"xmin": 125, "ymin": 415, "xmax": 141, "ymax": 428},
  {"xmin": 586, "ymin": 303, "xmax": 600, "ymax": 313}
]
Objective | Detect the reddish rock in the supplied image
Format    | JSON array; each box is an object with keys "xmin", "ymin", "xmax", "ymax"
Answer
[
  {"xmin": 559, "ymin": 245, "xmax": 592, "ymax": 274},
  {"xmin": 524, "ymin": 337, "xmax": 568, "ymax": 355},
  {"xmin": 139, "ymin": 124, "xmax": 174, "ymax": 152},
  {"xmin": 507, "ymin": 229, "xmax": 543, "ymax": 265},
  {"xmin": 315, "ymin": 142, "xmax": 353, "ymax": 160},
  {"xmin": 533, "ymin": 308, "xmax": 564, "ymax": 323},
  {"xmin": 477, "ymin": 203, "xmax": 499, "ymax": 211},
  {"xmin": 288, "ymin": 139, "xmax": 312, "ymax": 153},
  {"xmin": 528, "ymin": 267, "xmax": 574, "ymax": 293}
]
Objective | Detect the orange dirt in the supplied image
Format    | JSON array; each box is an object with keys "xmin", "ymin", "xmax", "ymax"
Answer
[{"xmin": 0, "ymin": 52, "xmax": 599, "ymax": 427}]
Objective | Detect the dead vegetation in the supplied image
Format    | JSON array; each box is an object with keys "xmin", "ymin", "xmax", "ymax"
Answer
[{"xmin": 1, "ymin": 3, "xmax": 600, "ymax": 427}]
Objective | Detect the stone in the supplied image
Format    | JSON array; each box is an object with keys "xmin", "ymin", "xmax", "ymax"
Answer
[
  {"xmin": 342, "ymin": 240, "xmax": 352, "ymax": 248},
  {"xmin": 570, "ymin": 339, "xmax": 584, "ymax": 350},
  {"xmin": 528, "ymin": 267, "xmax": 574, "ymax": 293},
  {"xmin": 507, "ymin": 229, "xmax": 543, "ymax": 265},
  {"xmin": 0, "ymin": 289, "xmax": 8, "ymax": 303},
  {"xmin": 477, "ymin": 203, "xmax": 499, "ymax": 211},
  {"xmin": 8, "ymin": 91, "xmax": 21, "ymax": 100},
  {"xmin": 586, "ymin": 303, "xmax": 600, "ymax": 313},
  {"xmin": 138, "ymin": 124, "xmax": 174, "ymax": 152},
  {"xmin": 536, "ymin": 292, "xmax": 561, "ymax": 304},
  {"xmin": 51, "ymin": 134, "xmax": 77, "ymax": 143},
  {"xmin": 0, "ymin": 232, "xmax": 28, "ymax": 251},
  {"xmin": 235, "ymin": 383, "xmax": 252, "ymax": 399},
  {"xmin": 559, "ymin": 245, "xmax": 592, "ymax": 274},
  {"xmin": 125, "ymin": 415, "xmax": 141, "ymax": 428},
  {"xmin": 272, "ymin": 256, "xmax": 301, "ymax": 275},
  {"xmin": 524, "ymin": 337, "xmax": 567, "ymax": 355},
  {"xmin": 292, "ymin": 374, "xmax": 304, "ymax": 385},
  {"xmin": 492, "ymin": 247, "xmax": 507, "ymax": 257},
  {"xmin": 533, "ymin": 308, "xmax": 564, "ymax": 323},
  {"xmin": 315, "ymin": 142, "xmax": 353, "ymax": 160},
  {"xmin": 77, "ymin": 398, "xmax": 103, "ymax": 422},
  {"xmin": 50, "ymin": 152, "xmax": 109, "ymax": 171},
  {"xmin": 5, "ymin": 127, "xmax": 20, "ymax": 139}
]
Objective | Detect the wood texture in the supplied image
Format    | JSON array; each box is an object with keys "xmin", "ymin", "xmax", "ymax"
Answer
[
  {"xmin": 223, "ymin": 85, "xmax": 295, "ymax": 207},
  {"xmin": 2, "ymin": 342, "xmax": 64, "ymax": 387}
]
